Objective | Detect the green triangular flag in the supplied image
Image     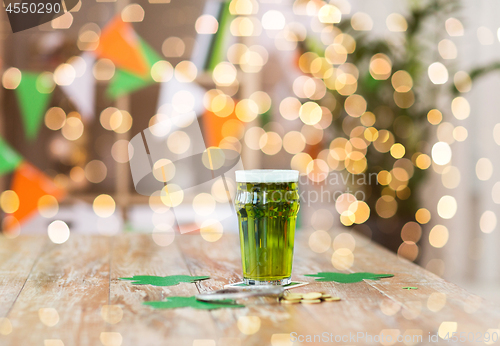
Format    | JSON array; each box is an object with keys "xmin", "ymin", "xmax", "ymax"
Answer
[
  {"xmin": 107, "ymin": 38, "xmax": 162, "ymax": 99},
  {"xmin": 260, "ymin": 108, "xmax": 272, "ymax": 127},
  {"xmin": 0, "ymin": 137, "xmax": 22, "ymax": 176},
  {"xmin": 14, "ymin": 72, "xmax": 52, "ymax": 140},
  {"xmin": 205, "ymin": 1, "xmax": 232, "ymax": 72}
]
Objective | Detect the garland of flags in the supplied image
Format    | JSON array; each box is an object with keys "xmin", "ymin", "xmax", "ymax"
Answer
[
  {"xmin": 1, "ymin": 2, "xmax": 237, "ymax": 231},
  {"xmin": 7, "ymin": 2, "xmax": 233, "ymax": 139},
  {"xmin": 0, "ymin": 138, "xmax": 65, "ymax": 233}
]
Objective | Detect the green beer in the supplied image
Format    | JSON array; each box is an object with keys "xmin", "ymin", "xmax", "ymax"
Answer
[{"xmin": 235, "ymin": 170, "xmax": 300, "ymax": 285}]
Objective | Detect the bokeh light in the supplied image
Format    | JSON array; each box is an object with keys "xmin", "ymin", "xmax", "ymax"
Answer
[
  {"xmin": 47, "ymin": 220, "xmax": 70, "ymax": 244},
  {"xmin": 445, "ymin": 18, "xmax": 464, "ymax": 36},
  {"xmin": 437, "ymin": 195, "xmax": 457, "ymax": 219},
  {"xmin": 101, "ymin": 305, "xmax": 123, "ymax": 324},
  {"xmin": 480, "ymin": 211, "xmax": 496, "ymax": 234},
  {"xmin": 200, "ymin": 220, "xmax": 223, "ymax": 242},
  {"xmin": 162, "ymin": 37, "xmax": 185, "ymax": 58},
  {"xmin": 85, "ymin": 160, "xmax": 107, "ymax": 184},
  {"xmin": 39, "ymin": 308, "xmax": 60, "ymax": 327},
  {"xmin": 0, "ymin": 190, "xmax": 20, "ymax": 214},
  {"xmin": 121, "ymin": 4, "xmax": 145, "ymax": 22},
  {"xmin": 476, "ymin": 158, "xmax": 493, "ymax": 181},
  {"xmin": 2, "ymin": 67, "xmax": 22, "ymax": 89},
  {"xmin": 45, "ymin": 107, "xmax": 67, "ymax": 131},
  {"xmin": 38, "ymin": 195, "xmax": 59, "ymax": 218},
  {"xmin": 432, "ymin": 142, "xmax": 452, "ymax": 165},
  {"xmin": 61, "ymin": 117, "xmax": 84, "ymax": 141},
  {"xmin": 93, "ymin": 194, "xmax": 116, "ymax": 218},
  {"xmin": 428, "ymin": 62, "xmax": 448, "ymax": 84},
  {"xmin": 386, "ymin": 13, "xmax": 407, "ymax": 32},
  {"xmin": 429, "ymin": 225, "xmax": 449, "ymax": 248},
  {"xmin": 93, "ymin": 59, "xmax": 115, "ymax": 80},
  {"xmin": 237, "ymin": 316, "xmax": 261, "ymax": 335}
]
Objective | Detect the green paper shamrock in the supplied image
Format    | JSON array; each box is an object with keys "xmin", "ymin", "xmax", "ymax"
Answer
[
  {"xmin": 144, "ymin": 296, "xmax": 245, "ymax": 310},
  {"xmin": 303, "ymin": 272, "xmax": 394, "ymax": 283},
  {"xmin": 120, "ymin": 275, "xmax": 210, "ymax": 287},
  {"xmin": 402, "ymin": 286, "xmax": 418, "ymax": 290}
]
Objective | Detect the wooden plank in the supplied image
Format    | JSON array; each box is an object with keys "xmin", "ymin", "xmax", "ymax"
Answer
[
  {"xmin": 108, "ymin": 234, "xmax": 219, "ymax": 346},
  {"xmin": 177, "ymin": 234, "xmax": 337, "ymax": 345},
  {"xmin": 0, "ymin": 236, "xmax": 46, "ymax": 318},
  {"xmin": 1, "ymin": 235, "xmax": 110, "ymax": 346}
]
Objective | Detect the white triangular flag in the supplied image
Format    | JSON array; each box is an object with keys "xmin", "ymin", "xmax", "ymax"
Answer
[
  {"xmin": 156, "ymin": 74, "xmax": 206, "ymax": 117},
  {"xmin": 60, "ymin": 52, "xmax": 96, "ymax": 120}
]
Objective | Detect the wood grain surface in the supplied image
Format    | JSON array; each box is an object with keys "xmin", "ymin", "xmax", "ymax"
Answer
[{"xmin": 0, "ymin": 231, "xmax": 499, "ymax": 346}]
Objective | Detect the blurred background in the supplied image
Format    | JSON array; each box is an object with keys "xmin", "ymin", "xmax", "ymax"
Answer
[{"xmin": 0, "ymin": 0, "xmax": 499, "ymax": 303}]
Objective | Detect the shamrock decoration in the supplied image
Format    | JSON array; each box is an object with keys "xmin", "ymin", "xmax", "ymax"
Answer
[
  {"xmin": 303, "ymin": 272, "xmax": 394, "ymax": 283},
  {"xmin": 120, "ymin": 275, "xmax": 210, "ymax": 287},
  {"xmin": 402, "ymin": 286, "xmax": 418, "ymax": 290},
  {"xmin": 144, "ymin": 296, "xmax": 245, "ymax": 310}
]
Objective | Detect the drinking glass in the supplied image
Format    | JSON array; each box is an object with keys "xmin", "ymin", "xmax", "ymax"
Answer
[{"xmin": 234, "ymin": 170, "xmax": 300, "ymax": 285}]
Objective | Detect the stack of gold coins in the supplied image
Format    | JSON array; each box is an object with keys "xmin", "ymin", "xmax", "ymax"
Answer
[{"xmin": 279, "ymin": 292, "xmax": 341, "ymax": 304}]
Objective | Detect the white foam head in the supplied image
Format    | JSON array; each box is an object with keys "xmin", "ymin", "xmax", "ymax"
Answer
[{"xmin": 235, "ymin": 170, "xmax": 299, "ymax": 183}]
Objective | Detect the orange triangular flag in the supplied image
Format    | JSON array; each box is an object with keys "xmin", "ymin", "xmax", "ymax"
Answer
[
  {"xmin": 95, "ymin": 16, "xmax": 148, "ymax": 76},
  {"xmin": 202, "ymin": 106, "xmax": 242, "ymax": 148},
  {"xmin": 305, "ymin": 142, "xmax": 323, "ymax": 160},
  {"xmin": 4, "ymin": 162, "xmax": 66, "ymax": 231}
]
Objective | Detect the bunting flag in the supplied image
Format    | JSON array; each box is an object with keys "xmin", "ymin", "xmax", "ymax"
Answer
[
  {"xmin": 3, "ymin": 162, "xmax": 65, "ymax": 231},
  {"xmin": 107, "ymin": 38, "xmax": 162, "ymax": 99},
  {"xmin": 14, "ymin": 72, "xmax": 53, "ymax": 141},
  {"xmin": 95, "ymin": 16, "xmax": 148, "ymax": 76},
  {"xmin": 305, "ymin": 142, "xmax": 323, "ymax": 160},
  {"xmin": 191, "ymin": 0, "xmax": 232, "ymax": 72},
  {"xmin": 156, "ymin": 76, "xmax": 206, "ymax": 116},
  {"xmin": 260, "ymin": 108, "xmax": 272, "ymax": 127},
  {"xmin": 0, "ymin": 137, "xmax": 22, "ymax": 176},
  {"xmin": 60, "ymin": 52, "xmax": 96, "ymax": 119},
  {"xmin": 202, "ymin": 107, "xmax": 241, "ymax": 148}
]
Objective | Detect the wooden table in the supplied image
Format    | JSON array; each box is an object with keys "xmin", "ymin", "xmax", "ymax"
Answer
[{"xmin": 1, "ymin": 232, "xmax": 500, "ymax": 346}]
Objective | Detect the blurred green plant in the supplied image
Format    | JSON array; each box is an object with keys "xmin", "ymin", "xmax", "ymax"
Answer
[{"xmin": 299, "ymin": 0, "xmax": 500, "ymax": 252}]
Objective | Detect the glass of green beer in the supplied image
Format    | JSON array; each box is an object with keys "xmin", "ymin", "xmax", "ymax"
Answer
[{"xmin": 234, "ymin": 170, "xmax": 300, "ymax": 285}]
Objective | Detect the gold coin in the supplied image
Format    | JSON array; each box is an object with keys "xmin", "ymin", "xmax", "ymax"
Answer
[
  {"xmin": 285, "ymin": 294, "xmax": 303, "ymax": 300},
  {"xmin": 302, "ymin": 292, "xmax": 322, "ymax": 300},
  {"xmin": 284, "ymin": 297, "xmax": 302, "ymax": 302},
  {"xmin": 324, "ymin": 297, "xmax": 341, "ymax": 302},
  {"xmin": 321, "ymin": 294, "xmax": 332, "ymax": 299},
  {"xmin": 301, "ymin": 299, "xmax": 321, "ymax": 304},
  {"xmin": 282, "ymin": 299, "xmax": 300, "ymax": 304}
]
